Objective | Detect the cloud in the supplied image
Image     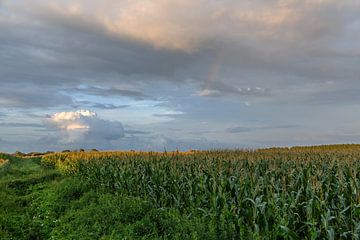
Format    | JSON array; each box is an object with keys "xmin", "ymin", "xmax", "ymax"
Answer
[
  {"xmin": 153, "ymin": 112, "xmax": 184, "ymax": 119},
  {"xmin": 72, "ymin": 100, "xmax": 130, "ymax": 110},
  {"xmin": 0, "ymin": 86, "xmax": 73, "ymax": 108},
  {"xmin": 197, "ymin": 89, "xmax": 222, "ymax": 97},
  {"xmin": 225, "ymin": 126, "xmax": 252, "ymax": 133},
  {"xmin": 0, "ymin": 2, "xmax": 196, "ymax": 92},
  {"xmin": 1, "ymin": 0, "xmax": 360, "ymax": 151},
  {"xmin": 55, "ymin": 1, "xmax": 360, "ymax": 50},
  {"xmin": 112, "ymin": 134, "xmax": 232, "ymax": 151},
  {"xmin": 67, "ymin": 86, "xmax": 153, "ymax": 100},
  {"xmin": 226, "ymin": 124, "xmax": 298, "ymax": 134},
  {"xmin": 0, "ymin": 122, "xmax": 44, "ymax": 128},
  {"xmin": 44, "ymin": 109, "xmax": 124, "ymax": 143},
  {"xmin": 197, "ymin": 81, "xmax": 270, "ymax": 98},
  {"xmin": 1, "ymin": 0, "xmax": 359, "ymax": 104},
  {"xmin": 85, "ymin": 103, "xmax": 129, "ymax": 110},
  {"xmin": 20, "ymin": 0, "xmax": 357, "ymax": 52},
  {"xmin": 124, "ymin": 129, "xmax": 151, "ymax": 135}
]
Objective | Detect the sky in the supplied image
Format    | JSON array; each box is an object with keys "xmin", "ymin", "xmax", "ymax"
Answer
[{"xmin": 0, "ymin": 0, "xmax": 360, "ymax": 152}]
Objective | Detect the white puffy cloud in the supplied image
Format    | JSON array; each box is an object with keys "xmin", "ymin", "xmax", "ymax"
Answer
[
  {"xmin": 196, "ymin": 86, "xmax": 269, "ymax": 97},
  {"xmin": 196, "ymin": 89, "xmax": 222, "ymax": 97},
  {"xmin": 45, "ymin": 110, "xmax": 124, "ymax": 143}
]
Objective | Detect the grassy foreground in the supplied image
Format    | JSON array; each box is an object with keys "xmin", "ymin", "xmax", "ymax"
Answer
[
  {"xmin": 1, "ymin": 154, "xmax": 180, "ymax": 239},
  {"xmin": 1, "ymin": 145, "xmax": 360, "ymax": 239}
]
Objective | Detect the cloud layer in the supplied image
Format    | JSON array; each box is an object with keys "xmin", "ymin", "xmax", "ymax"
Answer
[
  {"xmin": 1, "ymin": 0, "xmax": 360, "ymax": 151},
  {"xmin": 24, "ymin": 0, "xmax": 359, "ymax": 52}
]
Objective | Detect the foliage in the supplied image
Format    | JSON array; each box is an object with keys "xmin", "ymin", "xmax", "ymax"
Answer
[
  {"xmin": 40, "ymin": 145, "xmax": 360, "ymax": 239},
  {"xmin": 1, "ymin": 145, "xmax": 360, "ymax": 239}
]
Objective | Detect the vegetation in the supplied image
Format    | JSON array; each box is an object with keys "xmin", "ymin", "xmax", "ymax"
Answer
[
  {"xmin": 0, "ymin": 158, "xmax": 10, "ymax": 175},
  {"xmin": 1, "ymin": 145, "xmax": 360, "ymax": 239}
]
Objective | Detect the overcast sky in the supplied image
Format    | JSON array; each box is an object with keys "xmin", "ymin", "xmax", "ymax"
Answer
[{"xmin": 1, "ymin": 0, "xmax": 360, "ymax": 152}]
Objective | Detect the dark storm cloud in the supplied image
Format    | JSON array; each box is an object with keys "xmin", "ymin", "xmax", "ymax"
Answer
[
  {"xmin": 20, "ymin": 112, "xmax": 46, "ymax": 118},
  {"xmin": 0, "ymin": 87, "xmax": 73, "ymax": 108},
  {"xmin": 87, "ymin": 103, "xmax": 130, "ymax": 110},
  {"xmin": 187, "ymin": 130, "xmax": 217, "ymax": 135},
  {"xmin": 198, "ymin": 81, "xmax": 270, "ymax": 98},
  {"xmin": 0, "ymin": 1, "xmax": 204, "ymax": 109},
  {"xmin": 258, "ymin": 125, "xmax": 298, "ymax": 130},
  {"xmin": 72, "ymin": 100, "xmax": 130, "ymax": 110},
  {"xmin": 225, "ymin": 127, "xmax": 252, "ymax": 133},
  {"xmin": 0, "ymin": 122, "xmax": 44, "ymax": 128},
  {"xmin": 67, "ymin": 86, "xmax": 153, "ymax": 100},
  {"xmin": 153, "ymin": 113, "xmax": 183, "ymax": 118},
  {"xmin": 0, "ymin": 7, "xmax": 197, "ymax": 86},
  {"xmin": 124, "ymin": 129, "xmax": 152, "ymax": 135}
]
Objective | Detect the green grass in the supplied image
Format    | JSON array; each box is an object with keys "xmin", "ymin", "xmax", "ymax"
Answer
[{"xmin": 0, "ymin": 155, "xmax": 62, "ymax": 239}]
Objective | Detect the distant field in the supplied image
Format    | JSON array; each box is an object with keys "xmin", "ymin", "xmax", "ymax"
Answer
[{"xmin": 1, "ymin": 145, "xmax": 360, "ymax": 239}]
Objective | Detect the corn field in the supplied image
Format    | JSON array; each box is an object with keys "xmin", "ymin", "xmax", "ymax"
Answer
[{"xmin": 42, "ymin": 145, "xmax": 360, "ymax": 239}]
